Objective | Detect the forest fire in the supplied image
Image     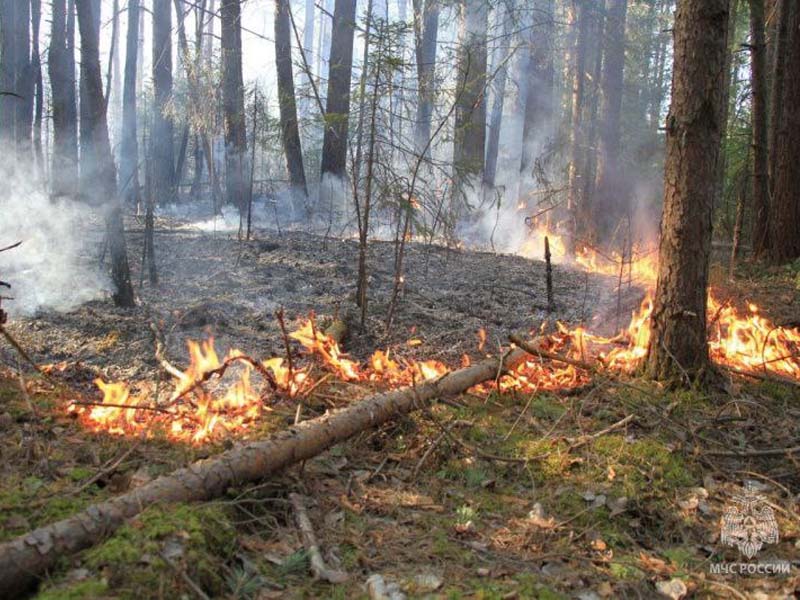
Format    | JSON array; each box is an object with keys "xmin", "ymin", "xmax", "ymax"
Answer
[{"xmin": 69, "ymin": 244, "xmax": 800, "ymax": 444}]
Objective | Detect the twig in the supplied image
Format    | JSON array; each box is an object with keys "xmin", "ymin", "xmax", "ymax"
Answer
[
  {"xmin": 0, "ymin": 326, "xmax": 50, "ymax": 380},
  {"xmin": 288, "ymin": 493, "xmax": 348, "ymax": 584},
  {"xmin": 149, "ymin": 322, "xmax": 185, "ymax": 380},
  {"xmin": 706, "ymin": 445, "xmax": 800, "ymax": 457}
]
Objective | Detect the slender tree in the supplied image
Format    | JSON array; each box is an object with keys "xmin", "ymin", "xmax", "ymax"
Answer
[
  {"xmin": 275, "ymin": 0, "xmax": 308, "ymax": 198},
  {"xmin": 413, "ymin": 0, "xmax": 440, "ymax": 154},
  {"xmin": 31, "ymin": 0, "xmax": 44, "ymax": 171},
  {"xmin": 519, "ymin": 0, "xmax": 554, "ymax": 179},
  {"xmin": 48, "ymin": 0, "xmax": 79, "ymax": 196},
  {"xmin": 645, "ymin": 0, "xmax": 731, "ymax": 382},
  {"xmin": 749, "ymin": 0, "xmax": 770, "ymax": 257},
  {"xmin": 484, "ymin": 2, "xmax": 511, "ymax": 188},
  {"xmin": 320, "ymin": 0, "xmax": 357, "ymax": 181},
  {"xmin": 566, "ymin": 0, "xmax": 591, "ymax": 250},
  {"xmin": 453, "ymin": 0, "xmax": 489, "ymax": 187},
  {"xmin": 768, "ymin": 1, "xmax": 800, "ymax": 263},
  {"xmin": 75, "ymin": 0, "xmax": 136, "ymax": 308},
  {"xmin": 221, "ymin": 0, "xmax": 248, "ymax": 212},
  {"xmin": 79, "ymin": 0, "xmax": 101, "ymax": 196},
  {"xmin": 593, "ymin": 0, "xmax": 628, "ymax": 240},
  {"xmin": 119, "ymin": 0, "xmax": 141, "ymax": 207},
  {"xmin": 152, "ymin": 0, "xmax": 175, "ymax": 203}
]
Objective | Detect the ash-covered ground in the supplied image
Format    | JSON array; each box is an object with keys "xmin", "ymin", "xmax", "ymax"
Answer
[{"xmin": 2, "ymin": 215, "xmax": 625, "ymax": 386}]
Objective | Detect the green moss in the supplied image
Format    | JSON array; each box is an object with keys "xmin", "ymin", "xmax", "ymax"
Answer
[
  {"xmin": 591, "ymin": 435, "xmax": 694, "ymax": 499},
  {"xmin": 608, "ymin": 560, "xmax": 644, "ymax": 581},
  {"xmin": 514, "ymin": 439, "xmax": 573, "ymax": 479},
  {"xmin": 529, "ymin": 395, "xmax": 567, "ymax": 421},
  {"xmin": 34, "ymin": 579, "xmax": 109, "ymax": 600},
  {"xmin": 83, "ymin": 502, "xmax": 236, "ymax": 599}
]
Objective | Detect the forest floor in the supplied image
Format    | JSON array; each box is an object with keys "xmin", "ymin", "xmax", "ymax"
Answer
[{"xmin": 0, "ymin": 222, "xmax": 798, "ymax": 599}]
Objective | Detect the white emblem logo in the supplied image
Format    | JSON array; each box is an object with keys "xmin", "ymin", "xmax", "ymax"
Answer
[{"xmin": 721, "ymin": 485, "xmax": 779, "ymax": 559}]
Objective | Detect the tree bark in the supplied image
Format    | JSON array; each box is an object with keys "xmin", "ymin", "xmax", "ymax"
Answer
[
  {"xmin": 119, "ymin": 0, "xmax": 141, "ymax": 207},
  {"xmin": 767, "ymin": 1, "xmax": 800, "ymax": 263},
  {"xmin": 0, "ymin": 350, "xmax": 526, "ymax": 598},
  {"xmin": 453, "ymin": 0, "xmax": 488, "ymax": 187},
  {"xmin": 221, "ymin": 0, "xmax": 248, "ymax": 212},
  {"xmin": 152, "ymin": 0, "xmax": 175, "ymax": 203},
  {"xmin": 750, "ymin": 0, "xmax": 770, "ymax": 257},
  {"xmin": 593, "ymin": 0, "xmax": 628, "ymax": 240},
  {"xmin": 31, "ymin": 0, "xmax": 44, "ymax": 171},
  {"xmin": 519, "ymin": 0, "xmax": 554, "ymax": 179},
  {"xmin": 320, "ymin": 0, "xmax": 357, "ymax": 181},
  {"xmin": 48, "ymin": 0, "xmax": 80, "ymax": 197},
  {"xmin": 79, "ymin": 0, "xmax": 101, "ymax": 197},
  {"xmin": 566, "ymin": 0, "xmax": 591, "ymax": 251},
  {"xmin": 645, "ymin": 0, "xmax": 731, "ymax": 382},
  {"xmin": 75, "ymin": 0, "xmax": 136, "ymax": 308},
  {"xmin": 275, "ymin": 0, "xmax": 309, "ymax": 198},
  {"xmin": 767, "ymin": 0, "xmax": 789, "ymax": 195}
]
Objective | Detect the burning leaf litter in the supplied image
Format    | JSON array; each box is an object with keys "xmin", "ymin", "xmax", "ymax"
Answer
[{"xmin": 67, "ymin": 228, "xmax": 800, "ymax": 444}]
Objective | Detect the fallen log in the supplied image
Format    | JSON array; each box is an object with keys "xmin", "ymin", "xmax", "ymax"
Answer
[{"xmin": 0, "ymin": 349, "xmax": 527, "ymax": 597}]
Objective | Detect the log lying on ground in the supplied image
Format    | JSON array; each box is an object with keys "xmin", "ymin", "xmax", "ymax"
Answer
[{"xmin": 0, "ymin": 348, "xmax": 527, "ymax": 597}]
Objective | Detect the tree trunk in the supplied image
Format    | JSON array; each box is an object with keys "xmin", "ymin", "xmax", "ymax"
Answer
[
  {"xmin": 48, "ymin": 0, "xmax": 80, "ymax": 197},
  {"xmin": 152, "ymin": 0, "xmax": 175, "ymax": 203},
  {"xmin": 275, "ymin": 0, "xmax": 309, "ymax": 198},
  {"xmin": 75, "ymin": 0, "xmax": 136, "ymax": 308},
  {"xmin": 221, "ymin": 0, "xmax": 248, "ymax": 212},
  {"xmin": 453, "ymin": 0, "xmax": 488, "ymax": 187},
  {"xmin": 767, "ymin": 0, "xmax": 789, "ymax": 194},
  {"xmin": 750, "ymin": 0, "xmax": 770, "ymax": 257},
  {"xmin": 593, "ymin": 0, "xmax": 628, "ymax": 240},
  {"xmin": 14, "ymin": 0, "xmax": 32, "ymax": 154},
  {"xmin": 31, "ymin": 0, "xmax": 44, "ymax": 172},
  {"xmin": 320, "ymin": 0, "xmax": 357, "ymax": 181},
  {"xmin": 301, "ymin": 0, "xmax": 316, "ymax": 117},
  {"xmin": 566, "ymin": 0, "xmax": 591, "ymax": 251},
  {"xmin": 413, "ymin": 0, "xmax": 439, "ymax": 155},
  {"xmin": 79, "ymin": 0, "xmax": 101, "ymax": 197},
  {"xmin": 519, "ymin": 0, "xmax": 554, "ymax": 179},
  {"xmin": 0, "ymin": 349, "xmax": 527, "ymax": 598},
  {"xmin": 484, "ymin": 4, "xmax": 511, "ymax": 188},
  {"xmin": 645, "ymin": 0, "xmax": 731, "ymax": 383},
  {"xmin": 119, "ymin": 0, "xmax": 141, "ymax": 207},
  {"xmin": 767, "ymin": 1, "xmax": 800, "ymax": 263}
]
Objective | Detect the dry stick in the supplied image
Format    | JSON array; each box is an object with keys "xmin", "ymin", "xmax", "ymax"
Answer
[
  {"xmin": 0, "ymin": 349, "xmax": 528, "ymax": 596},
  {"xmin": 0, "ymin": 326, "xmax": 49, "ymax": 380},
  {"xmin": 149, "ymin": 321, "xmax": 185, "ymax": 381},
  {"xmin": 289, "ymin": 493, "xmax": 348, "ymax": 584}
]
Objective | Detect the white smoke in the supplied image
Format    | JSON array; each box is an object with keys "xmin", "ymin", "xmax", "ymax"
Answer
[{"xmin": 0, "ymin": 169, "xmax": 111, "ymax": 316}]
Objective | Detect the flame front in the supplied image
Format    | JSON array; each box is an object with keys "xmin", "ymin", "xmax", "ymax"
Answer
[{"xmin": 70, "ymin": 227, "xmax": 799, "ymax": 444}]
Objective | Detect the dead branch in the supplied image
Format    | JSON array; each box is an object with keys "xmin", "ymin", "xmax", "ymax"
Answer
[
  {"xmin": 289, "ymin": 493, "xmax": 348, "ymax": 584},
  {"xmin": 0, "ymin": 348, "xmax": 527, "ymax": 597},
  {"xmin": 509, "ymin": 333, "xmax": 598, "ymax": 372}
]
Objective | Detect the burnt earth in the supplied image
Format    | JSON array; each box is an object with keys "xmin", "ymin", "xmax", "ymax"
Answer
[{"xmin": 2, "ymin": 224, "xmax": 621, "ymax": 385}]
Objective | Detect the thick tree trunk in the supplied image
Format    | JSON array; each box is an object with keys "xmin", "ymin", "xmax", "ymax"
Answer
[
  {"xmin": 152, "ymin": 0, "xmax": 175, "ymax": 203},
  {"xmin": 767, "ymin": 1, "xmax": 800, "ymax": 263},
  {"xmin": 566, "ymin": 0, "xmax": 591, "ymax": 251},
  {"xmin": 275, "ymin": 0, "xmax": 309, "ymax": 198},
  {"xmin": 750, "ymin": 0, "xmax": 770, "ymax": 258},
  {"xmin": 75, "ymin": 0, "xmax": 135, "ymax": 308},
  {"xmin": 519, "ymin": 0, "xmax": 554, "ymax": 179},
  {"xmin": 119, "ymin": 0, "xmax": 141, "ymax": 207},
  {"xmin": 767, "ymin": 0, "xmax": 789, "ymax": 194},
  {"xmin": 221, "ymin": 0, "xmax": 248, "ymax": 212},
  {"xmin": 320, "ymin": 0, "xmax": 357, "ymax": 181},
  {"xmin": 0, "ymin": 350, "xmax": 526, "ymax": 598},
  {"xmin": 453, "ymin": 0, "xmax": 488, "ymax": 187},
  {"xmin": 413, "ymin": 0, "xmax": 440, "ymax": 155},
  {"xmin": 79, "ymin": 0, "xmax": 101, "ymax": 197},
  {"xmin": 0, "ymin": 0, "xmax": 32, "ymax": 154},
  {"xmin": 645, "ymin": 0, "xmax": 730, "ymax": 382},
  {"xmin": 593, "ymin": 0, "xmax": 628, "ymax": 240}
]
